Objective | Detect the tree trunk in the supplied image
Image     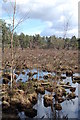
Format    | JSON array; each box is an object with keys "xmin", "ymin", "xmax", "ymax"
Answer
[
  {"xmin": 11, "ymin": 31, "xmax": 14, "ymax": 88},
  {"xmin": 11, "ymin": 0, "xmax": 16, "ymax": 89}
]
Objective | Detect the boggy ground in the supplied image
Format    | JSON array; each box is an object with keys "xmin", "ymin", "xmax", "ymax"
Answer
[
  {"xmin": 1, "ymin": 48, "xmax": 80, "ymax": 119},
  {"xmin": 2, "ymin": 48, "xmax": 79, "ymax": 73},
  {"xmin": 1, "ymin": 76, "xmax": 78, "ymax": 119}
]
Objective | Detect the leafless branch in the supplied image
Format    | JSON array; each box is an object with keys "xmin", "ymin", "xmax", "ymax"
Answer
[
  {"xmin": 12, "ymin": 7, "xmax": 31, "ymax": 31},
  {"xmin": 63, "ymin": 15, "xmax": 72, "ymax": 39}
]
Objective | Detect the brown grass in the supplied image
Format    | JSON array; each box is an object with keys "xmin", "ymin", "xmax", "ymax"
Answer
[{"xmin": 2, "ymin": 48, "xmax": 79, "ymax": 73}]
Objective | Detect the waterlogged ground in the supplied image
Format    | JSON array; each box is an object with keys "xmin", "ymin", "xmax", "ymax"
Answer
[
  {"xmin": 1, "ymin": 48, "xmax": 80, "ymax": 119},
  {"xmin": 15, "ymin": 69, "xmax": 80, "ymax": 119}
]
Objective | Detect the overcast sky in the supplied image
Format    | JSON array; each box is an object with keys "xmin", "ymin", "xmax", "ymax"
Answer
[{"xmin": 2, "ymin": 0, "xmax": 79, "ymax": 38}]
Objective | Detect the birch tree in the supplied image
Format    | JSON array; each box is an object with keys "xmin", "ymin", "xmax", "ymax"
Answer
[{"xmin": 3, "ymin": 0, "xmax": 30, "ymax": 88}]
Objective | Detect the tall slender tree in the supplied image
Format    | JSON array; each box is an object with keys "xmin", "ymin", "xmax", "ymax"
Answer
[
  {"xmin": 3, "ymin": 0, "xmax": 30, "ymax": 88},
  {"xmin": 10, "ymin": 0, "xmax": 16, "ymax": 88}
]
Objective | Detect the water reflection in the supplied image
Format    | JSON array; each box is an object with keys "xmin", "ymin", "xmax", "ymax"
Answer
[
  {"xmin": 2, "ymin": 69, "xmax": 80, "ymax": 119},
  {"xmin": 34, "ymin": 94, "xmax": 52, "ymax": 118}
]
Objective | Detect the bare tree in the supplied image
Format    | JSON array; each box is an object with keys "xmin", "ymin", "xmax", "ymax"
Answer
[
  {"xmin": 3, "ymin": 0, "xmax": 31, "ymax": 88},
  {"xmin": 63, "ymin": 15, "xmax": 72, "ymax": 39},
  {"xmin": 63, "ymin": 14, "xmax": 72, "ymax": 49},
  {"xmin": 10, "ymin": 0, "xmax": 16, "ymax": 88}
]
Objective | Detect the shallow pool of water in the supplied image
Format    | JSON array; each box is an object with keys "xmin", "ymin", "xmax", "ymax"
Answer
[
  {"xmin": 1, "ymin": 69, "xmax": 80, "ymax": 119},
  {"xmin": 16, "ymin": 69, "xmax": 80, "ymax": 119}
]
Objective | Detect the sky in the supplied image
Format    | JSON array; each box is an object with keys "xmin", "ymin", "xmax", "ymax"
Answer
[{"xmin": 1, "ymin": 0, "xmax": 80, "ymax": 38}]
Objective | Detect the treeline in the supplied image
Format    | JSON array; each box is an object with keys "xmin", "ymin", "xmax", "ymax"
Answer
[{"xmin": 1, "ymin": 20, "xmax": 79, "ymax": 51}]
